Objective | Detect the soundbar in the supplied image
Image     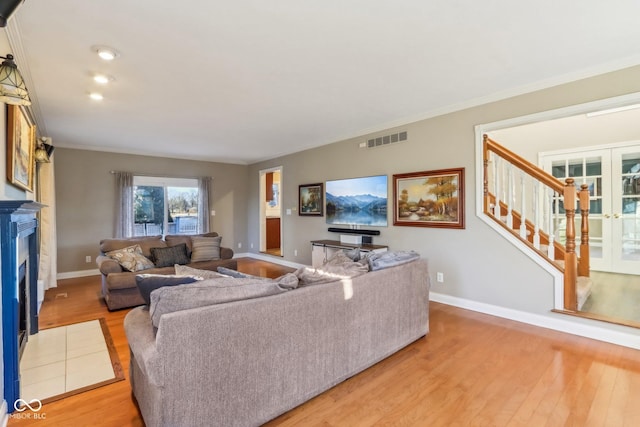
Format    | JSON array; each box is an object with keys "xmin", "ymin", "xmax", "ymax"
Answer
[{"xmin": 327, "ymin": 227, "xmax": 380, "ymax": 236}]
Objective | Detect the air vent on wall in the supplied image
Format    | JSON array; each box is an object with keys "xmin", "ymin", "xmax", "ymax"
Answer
[{"xmin": 365, "ymin": 131, "xmax": 407, "ymax": 148}]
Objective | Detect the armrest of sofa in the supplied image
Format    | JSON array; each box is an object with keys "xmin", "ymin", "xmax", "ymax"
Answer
[
  {"xmin": 96, "ymin": 254, "xmax": 123, "ymax": 275},
  {"xmin": 220, "ymin": 247, "xmax": 234, "ymax": 259},
  {"xmin": 124, "ymin": 307, "xmax": 164, "ymax": 386}
]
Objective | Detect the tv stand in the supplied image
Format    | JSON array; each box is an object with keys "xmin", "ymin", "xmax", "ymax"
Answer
[{"xmin": 311, "ymin": 240, "xmax": 388, "ymax": 267}]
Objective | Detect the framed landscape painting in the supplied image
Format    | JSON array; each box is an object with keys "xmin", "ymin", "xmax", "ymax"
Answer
[
  {"xmin": 393, "ymin": 168, "xmax": 465, "ymax": 229},
  {"xmin": 299, "ymin": 183, "xmax": 323, "ymax": 216},
  {"xmin": 6, "ymin": 105, "xmax": 36, "ymax": 192}
]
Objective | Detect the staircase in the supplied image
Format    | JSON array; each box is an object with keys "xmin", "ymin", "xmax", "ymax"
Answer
[{"xmin": 483, "ymin": 135, "xmax": 592, "ymax": 311}]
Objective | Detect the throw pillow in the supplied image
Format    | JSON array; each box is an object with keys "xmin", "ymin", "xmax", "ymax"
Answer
[
  {"xmin": 135, "ymin": 274, "xmax": 201, "ymax": 306},
  {"xmin": 174, "ymin": 264, "xmax": 228, "ymax": 280},
  {"xmin": 151, "ymin": 243, "xmax": 190, "ymax": 268},
  {"xmin": 367, "ymin": 250, "xmax": 421, "ymax": 271},
  {"xmin": 216, "ymin": 267, "xmax": 299, "ymax": 290},
  {"xmin": 216, "ymin": 266, "xmax": 255, "ymax": 279},
  {"xmin": 106, "ymin": 244, "xmax": 155, "ymax": 272},
  {"xmin": 190, "ymin": 236, "xmax": 222, "ymax": 262}
]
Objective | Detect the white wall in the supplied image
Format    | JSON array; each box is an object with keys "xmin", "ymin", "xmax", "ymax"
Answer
[{"xmin": 248, "ymin": 65, "xmax": 640, "ymax": 343}]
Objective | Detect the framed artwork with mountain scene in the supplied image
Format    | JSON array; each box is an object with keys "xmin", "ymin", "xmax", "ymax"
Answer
[
  {"xmin": 393, "ymin": 168, "xmax": 464, "ymax": 229},
  {"xmin": 299, "ymin": 183, "xmax": 324, "ymax": 216},
  {"xmin": 325, "ymin": 175, "xmax": 388, "ymax": 226}
]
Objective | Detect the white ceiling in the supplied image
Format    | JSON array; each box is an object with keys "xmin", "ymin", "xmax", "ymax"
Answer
[{"xmin": 8, "ymin": 1, "xmax": 640, "ymax": 164}]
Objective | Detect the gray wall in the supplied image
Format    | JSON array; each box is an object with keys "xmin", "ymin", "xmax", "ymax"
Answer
[
  {"xmin": 55, "ymin": 149, "xmax": 249, "ymax": 273},
  {"xmin": 248, "ymin": 65, "xmax": 640, "ymax": 335}
]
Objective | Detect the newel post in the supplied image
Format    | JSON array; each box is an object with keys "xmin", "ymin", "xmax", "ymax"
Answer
[
  {"xmin": 578, "ymin": 183, "xmax": 590, "ymax": 277},
  {"xmin": 563, "ymin": 179, "xmax": 578, "ymax": 311}
]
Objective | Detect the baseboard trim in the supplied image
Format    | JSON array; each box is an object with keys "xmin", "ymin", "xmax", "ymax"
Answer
[
  {"xmin": 57, "ymin": 269, "xmax": 100, "ymax": 280},
  {"xmin": 235, "ymin": 252, "xmax": 306, "ymax": 270},
  {"xmin": 430, "ymin": 292, "xmax": 640, "ymax": 350}
]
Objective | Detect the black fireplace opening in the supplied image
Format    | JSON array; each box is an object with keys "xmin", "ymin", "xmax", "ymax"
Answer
[{"xmin": 18, "ymin": 261, "xmax": 27, "ymax": 359}]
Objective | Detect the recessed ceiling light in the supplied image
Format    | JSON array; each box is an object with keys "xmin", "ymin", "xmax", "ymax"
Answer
[
  {"xmin": 89, "ymin": 92, "xmax": 104, "ymax": 101},
  {"xmin": 93, "ymin": 74, "xmax": 114, "ymax": 84},
  {"xmin": 92, "ymin": 45, "xmax": 119, "ymax": 61}
]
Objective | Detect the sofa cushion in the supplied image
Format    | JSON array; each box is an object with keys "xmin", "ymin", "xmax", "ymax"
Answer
[
  {"xmin": 190, "ymin": 236, "xmax": 222, "ymax": 262},
  {"xmin": 106, "ymin": 244, "xmax": 155, "ymax": 272},
  {"xmin": 151, "ymin": 244, "xmax": 190, "ymax": 268},
  {"xmin": 150, "ymin": 278, "xmax": 288, "ymax": 328},
  {"xmin": 165, "ymin": 232, "xmax": 219, "ymax": 256},
  {"xmin": 135, "ymin": 274, "xmax": 201, "ymax": 306},
  {"xmin": 174, "ymin": 264, "xmax": 228, "ymax": 280},
  {"xmin": 100, "ymin": 236, "xmax": 166, "ymax": 258}
]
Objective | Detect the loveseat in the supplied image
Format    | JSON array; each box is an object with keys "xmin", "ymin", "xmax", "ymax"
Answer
[
  {"xmin": 97, "ymin": 232, "xmax": 236, "ymax": 310},
  {"xmin": 123, "ymin": 255, "xmax": 430, "ymax": 427}
]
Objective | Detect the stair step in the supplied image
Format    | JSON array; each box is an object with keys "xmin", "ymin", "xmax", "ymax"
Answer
[{"xmin": 577, "ymin": 276, "xmax": 593, "ymax": 310}]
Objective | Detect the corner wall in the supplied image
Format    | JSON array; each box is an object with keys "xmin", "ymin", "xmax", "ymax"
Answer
[
  {"xmin": 248, "ymin": 65, "xmax": 640, "ymax": 340},
  {"xmin": 54, "ymin": 148, "xmax": 249, "ymax": 274}
]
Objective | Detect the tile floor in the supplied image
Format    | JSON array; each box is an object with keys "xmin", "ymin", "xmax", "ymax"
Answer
[{"xmin": 19, "ymin": 319, "xmax": 116, "ymax": 402}]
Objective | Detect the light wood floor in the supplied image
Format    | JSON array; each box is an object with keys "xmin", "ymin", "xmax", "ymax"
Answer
[
  {"xmin": 8, "ymin": 258, "xmax": 640, "ymax": 426},
  {"xmin": 581, "ymin": 271, "xmax": 640, "ymax": 324}
]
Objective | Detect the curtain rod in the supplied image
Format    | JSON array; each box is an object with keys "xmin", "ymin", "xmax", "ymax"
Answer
[{"xmin": 109, "ymin": 170, "xmax": 211, "ymax": 180}]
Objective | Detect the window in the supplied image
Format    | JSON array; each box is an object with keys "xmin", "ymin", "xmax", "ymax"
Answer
[{"xmin": 133, "ymin": 176, "xmax": 200, "ymax": 237}]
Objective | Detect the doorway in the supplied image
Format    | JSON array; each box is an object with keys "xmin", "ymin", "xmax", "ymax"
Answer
[
  {"xmin": 541, "ymin": 143, "xmax": 640, "ymax": 275},
  {"xmin": 259, "ymin": 167, "xmax": 283, "ymax": 257}
]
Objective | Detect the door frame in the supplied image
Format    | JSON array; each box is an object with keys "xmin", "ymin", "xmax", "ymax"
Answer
[{"xmin": 259, "ymin": 166, "xmax": 283, "ymax": 254}]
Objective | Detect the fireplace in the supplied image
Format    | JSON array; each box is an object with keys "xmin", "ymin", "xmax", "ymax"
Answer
[
  {"xmin": 18, "ymin": 262, "xmax": 28, "ymax": 359},
  {"xmin": 0, "ymin": 201, "xmax": 42, "ymax": 412}
]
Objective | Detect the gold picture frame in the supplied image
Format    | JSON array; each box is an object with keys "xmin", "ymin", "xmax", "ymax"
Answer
[
  {"xmin": 393, "ymin": 168, "xmax": 465, "ymax": 229},
  {"xmin": 6, "ymin": 105, "xmax": 35, "ymax": 192}
]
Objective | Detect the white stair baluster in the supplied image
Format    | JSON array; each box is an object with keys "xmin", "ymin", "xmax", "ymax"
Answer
[
  {"xmin": 548, "ymin": 187, "xmax": 555, "ymax": 260},
  {"xmin": 506, "ymin": 163, "xmax": 513, "ymax": 228},
  {"xmin": 495, "ymin": 157, "xmax": 501, "ymax": 221},
  {"xmin": 533, "ymin": 180, "xmax": 540, "ymax": 249},
  {"xmin": 520, "ymin": 174, "xmax": 527, "ymax": 239}
]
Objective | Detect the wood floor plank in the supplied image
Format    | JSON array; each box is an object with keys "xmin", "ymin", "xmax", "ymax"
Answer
[{"xmin": 8, "ymin": 257, "xmax": 640, "ymax": 427}]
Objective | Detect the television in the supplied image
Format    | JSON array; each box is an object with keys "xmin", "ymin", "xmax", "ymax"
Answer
[{"xmin": 325, "ymin": 175, "xmax": 388, "ymax": 226}]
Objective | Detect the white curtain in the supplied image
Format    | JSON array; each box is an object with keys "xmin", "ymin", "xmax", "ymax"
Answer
[
  {"xmin": 115, "ymin": 171, "xmax": 134, "ymax": 238},
  {"xmin": 37, "ymin": 159, "xmax": 58, "ymax": 293},
  {"xmin": 198, "ymin": 177, "xmax": 211, "ymax": 233}
]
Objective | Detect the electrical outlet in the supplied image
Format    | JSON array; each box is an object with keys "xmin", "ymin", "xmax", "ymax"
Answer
[
  {"xmin": 250, "ymin": 243, "xmax": 254, "ymax": 249},
  {"xmin": 436, "ymin": 272, "xmax": 444, "ymax": 283},
  {"xmin": 238, "ymin": 243, "xmax": 242, "ymax": 249},
  {"xmin": 85, "ymin": 255, "xmax": 92, "ymax": 263},
  {"xmin": 294, "ymin": 249, "xmax": 298, "ymax": 256}
]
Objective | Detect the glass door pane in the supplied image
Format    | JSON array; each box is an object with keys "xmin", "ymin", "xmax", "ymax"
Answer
[
  {"xmin": 615, "ymin": 149, "xmax": 640, "ymax": 272},
  {"xmin": 134, "ymin": 185, "xmax": 166, "ymax": 236},
  {"xmin": 546, "ymin": 153, "xmax": 607, "ymax": 266},
  {"xmin": 167, "ymin": 187, "xmax": 199, "ymax": 235}
]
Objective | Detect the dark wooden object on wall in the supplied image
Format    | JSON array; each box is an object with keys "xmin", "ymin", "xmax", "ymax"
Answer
[
  {"xmin": 266, "ymin": 172, "xmax": 274, "ymax": 202},
  {"xmin": 266, "ymin": 217, "xmax": 280, "ymax": 249}
]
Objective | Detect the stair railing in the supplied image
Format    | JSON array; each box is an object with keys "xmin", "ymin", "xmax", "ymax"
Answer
[{"xmin": 482, "ymin": 135, "xmax": 590, "ymax": 311}]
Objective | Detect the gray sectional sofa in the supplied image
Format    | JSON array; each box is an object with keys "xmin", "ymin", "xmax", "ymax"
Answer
[
  {"xmin": 124, "ymin": 257, "xmax": 430, "ymax": 427},
  {"xmin": 97, "ymin": 232, "xmax": 236, "ymax": 310}
]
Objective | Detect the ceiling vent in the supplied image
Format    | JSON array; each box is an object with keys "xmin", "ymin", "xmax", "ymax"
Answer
[{"xmin": 365, "ymin": 131, "xmax": 407, "ymax": 148}]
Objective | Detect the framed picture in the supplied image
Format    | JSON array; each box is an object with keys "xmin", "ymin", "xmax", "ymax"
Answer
[
  {"xmin": 299, "ymin": 183, "xmax": 324, "ymax": 216},
  {"xmin": 6, "ymin": 105, "xmax": 36, "ymax": 192},
  {"xmin": 393, "ymin": 168, "xmax": 465, "ymax": 229}
]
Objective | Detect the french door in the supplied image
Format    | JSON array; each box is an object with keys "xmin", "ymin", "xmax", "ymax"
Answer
[{"xmin": 542, "ymin": 143, "xmax": 640, "ymax": 275}]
